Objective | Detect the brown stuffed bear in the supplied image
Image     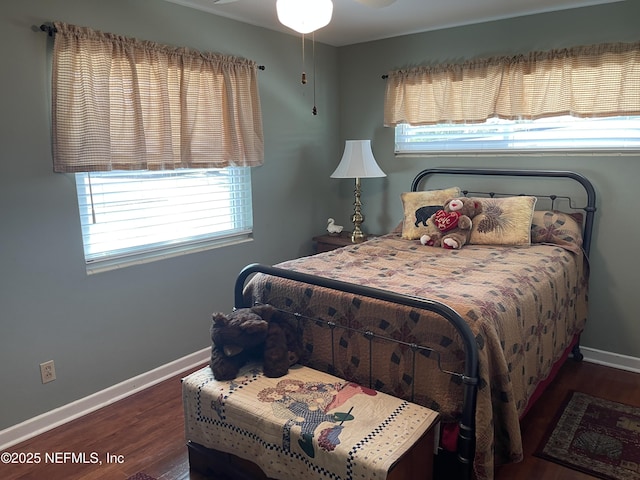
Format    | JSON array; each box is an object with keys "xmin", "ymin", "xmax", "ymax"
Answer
[
  {"xmin": 210, "ymin": 304, "xmax": 303, "ymax": 381},
  {"xmin": 420, "ymin": 197, "xmax": 483, "ymax": 249}
]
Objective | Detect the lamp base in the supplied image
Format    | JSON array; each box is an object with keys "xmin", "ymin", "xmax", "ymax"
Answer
[
  {"xmin": 351, "ymin": 227, "xmax": 365, "ymax": 244},
  {"xmin": 350, "ymin": 177, "xmax": 365, "ymax": 243}
]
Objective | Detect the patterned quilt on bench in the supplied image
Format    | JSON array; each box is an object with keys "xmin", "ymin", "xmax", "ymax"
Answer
[{"xmin": 183, "ymin": 363, "xmax": 439, "ymax": 480}]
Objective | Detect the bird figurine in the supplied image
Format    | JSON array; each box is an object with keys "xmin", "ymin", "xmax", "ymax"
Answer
[{"xmin": 327, "ymin": 218, "xmax": 344, "ymax": 235}]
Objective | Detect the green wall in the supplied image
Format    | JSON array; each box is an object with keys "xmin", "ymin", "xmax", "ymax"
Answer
[
  {"xmin": 336, "ymin": 1, "xmax": 640, "ymax": 361},
  {"xmin": 0, "ymin": 0, "xmax": 341, "ymax": 430},
  {"xmin": 1, "ymin": 0, "xmax": 639, "ymax": 434}
]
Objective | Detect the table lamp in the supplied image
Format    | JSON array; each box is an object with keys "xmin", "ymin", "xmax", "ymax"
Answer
[{"xmin": 330, "ymin": 140, "xmax": 386, "ymax": 243}]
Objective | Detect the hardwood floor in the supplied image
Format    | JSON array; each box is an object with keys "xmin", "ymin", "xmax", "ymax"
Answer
[
  {"xmin": 1, "ymin": 360, "xmax": 638, "ymax": 480},
  {"xmin": 496, "ymin": 358, "xmax": 640, "ymax": 480},
  {"xmin": 0, "ymin": 364, "xmax": 208, "ymax": 480}
]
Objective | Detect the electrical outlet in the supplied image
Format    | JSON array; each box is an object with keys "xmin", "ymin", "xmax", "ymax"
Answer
[{"xmin": 40, "ymin": 360, "xmax": 56, "ymax": 384}]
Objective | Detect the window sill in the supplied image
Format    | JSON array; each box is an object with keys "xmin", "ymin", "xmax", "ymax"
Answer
[{"xmin": 84, "ymin": 234, "xmax": 253, "ymax": 275}]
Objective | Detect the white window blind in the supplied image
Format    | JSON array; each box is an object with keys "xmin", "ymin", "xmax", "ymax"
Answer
[
  {"xmin": 75, "ymin": 168, "xmax": 252, "ymax": 272},
  {"xmin": 395, "ymin": 115, "xmax": 640, "ymax": 154}
]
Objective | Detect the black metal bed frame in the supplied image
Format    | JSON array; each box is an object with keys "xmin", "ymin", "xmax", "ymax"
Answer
[{"xmin": 233, "ymin": 168, "xmax": 597, "ymax": 480}]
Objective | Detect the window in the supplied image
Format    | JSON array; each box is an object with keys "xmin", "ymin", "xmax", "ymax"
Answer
[
  {"xmin": 49, "ymin": 23, "xmax": 264, "ymax": 273},
  {"xmin": 75, "ymin": 168, "xmax": 252, "ymax": 273},
  {"xmin": 384, "ymin": 40, "xmax": 640, "ymax": 155},
  {"xmin": 395, "ymin": 115, "xmax": 640, "ymax": 154}
]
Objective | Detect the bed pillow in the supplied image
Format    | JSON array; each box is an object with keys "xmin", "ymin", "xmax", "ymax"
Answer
[
  {"xmin": 469, "ymin": 196, "xmax": 537, "ymax": 246},
  {"xmin": 400, "ymin": 187, "xmax": 462, "ymax": 239},
  {"xmin": 531, "ymin": 210, "xmax": 584, "ymax": 254}
]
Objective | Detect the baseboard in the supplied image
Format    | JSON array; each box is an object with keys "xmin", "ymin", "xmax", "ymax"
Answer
[
  {"xmin": 0, "ymin": 347, "xmax": 210, "ymax": 451},
  {"xmin": 1, "ymin": 346, "xmax": 636, "ymax": 451},
  {"xmin": 581, "ymin": 347, "xmax": 640, "ymax": 374}
]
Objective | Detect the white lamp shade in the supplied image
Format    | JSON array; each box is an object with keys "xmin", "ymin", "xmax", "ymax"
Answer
[
  {"xmin": 331, "ymin": 140, "xmax": 386, "ymax": 179},
  {"xmin": 276, "ymin": 0, "xmax": 334, "ymax": 34}
]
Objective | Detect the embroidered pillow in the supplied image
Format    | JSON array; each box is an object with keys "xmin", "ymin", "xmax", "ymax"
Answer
[
  {"xmin": 400, "ymin": 187, "xmax": 462, "ymax": 240},
  {"xmin": 469, "ymin": 196, "xmax": 537, "ymax": 246},
  {"xmin": 531, "ymin": 210, "xmax": 584, "ymax": 254}
]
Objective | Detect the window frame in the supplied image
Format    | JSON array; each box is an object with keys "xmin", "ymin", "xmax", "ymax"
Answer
[{"xmin": 74, "ymin": 167, "xmax": 253, "ymax": 274}]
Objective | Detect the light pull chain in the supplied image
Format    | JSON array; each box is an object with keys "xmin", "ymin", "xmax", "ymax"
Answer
[
  {"xmin": 312, "ymin": 32, "xmax": 318, "ymax": 115},
  {"xmin": 301, "ymin": 34, "xmax": 307, "ymax": 84},
  {"xmin": 300, "ymin": 33, "xmax": 318, "ymax": 115}
]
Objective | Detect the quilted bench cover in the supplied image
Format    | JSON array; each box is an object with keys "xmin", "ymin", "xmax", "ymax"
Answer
[{"xmin": 182, "ymin": 363, "xmax": 439, "ymax": 480}]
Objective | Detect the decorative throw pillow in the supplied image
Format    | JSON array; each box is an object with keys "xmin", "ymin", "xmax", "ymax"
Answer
[
  {"xmin": 531, "ymin": 210, "xmax": 584, "ymax": 254},
  {"xmin": 469, "ymin": 196, "xmax": 537, "ymax": 246},
  {"xmin": 400, "ymin": 187, "xmax": 462, "ymax": 240}
]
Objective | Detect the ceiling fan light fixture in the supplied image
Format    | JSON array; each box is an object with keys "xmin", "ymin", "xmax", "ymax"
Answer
[{"xmin": 276, "ymin": 0, "xmax": 333, "ymax": 34}]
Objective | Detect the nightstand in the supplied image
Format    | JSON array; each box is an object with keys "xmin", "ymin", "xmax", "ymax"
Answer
[{"xmin": 312, "ymin": 231, "xmax": 376, "ymax": 253}]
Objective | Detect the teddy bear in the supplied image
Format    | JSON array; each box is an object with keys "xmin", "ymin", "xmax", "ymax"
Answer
[
  {"xmin": 210, "ymin": 304, "xmax": 303, "ymax": 381},
  {"xmin": 420, "ymin": 197, "xmax": 483, "ymax": 249}
]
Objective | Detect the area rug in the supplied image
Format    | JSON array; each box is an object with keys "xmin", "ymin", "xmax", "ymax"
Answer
[
  {"xmin": 535, "ymin": 391, "xmax": 640, "ymax": 480},
  {"xmin": 126, "ymin": 473, "xmax": 157, "ymax": 480}
]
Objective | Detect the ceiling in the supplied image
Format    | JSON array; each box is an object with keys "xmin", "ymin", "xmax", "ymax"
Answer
[{"xmin": 162, "ymin": 0, "xmax": 622, "ymax": 47}]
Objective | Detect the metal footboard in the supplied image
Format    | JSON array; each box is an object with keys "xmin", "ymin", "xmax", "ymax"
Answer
[{"xmin": 234, "ymin": 262, "xmax": 479, "ymax": 480}]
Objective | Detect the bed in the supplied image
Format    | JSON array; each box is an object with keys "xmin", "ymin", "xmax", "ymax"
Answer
[{"xmin": 185, "ymin": 168, "xmax": 596, "ymax": 480}]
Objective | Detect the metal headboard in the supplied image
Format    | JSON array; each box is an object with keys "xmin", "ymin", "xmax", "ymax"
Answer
[{"xmin": 410, "ymin": 168, "xmax": 597, "ymax": 255}]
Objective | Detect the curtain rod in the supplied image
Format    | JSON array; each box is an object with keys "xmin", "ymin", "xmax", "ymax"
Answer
[
  {"xmin": 40, "ymin": 24, "xmax": 57, "ymax": 36},
  {"xmin": 38, "ymin": 24, "xmax": 265, "ymax": 71}
]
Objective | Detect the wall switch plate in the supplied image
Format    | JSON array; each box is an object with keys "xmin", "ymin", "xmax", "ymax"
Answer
[{"xmin": 40, "ymin": 360, "xmax": 56, "ymax": 384}]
